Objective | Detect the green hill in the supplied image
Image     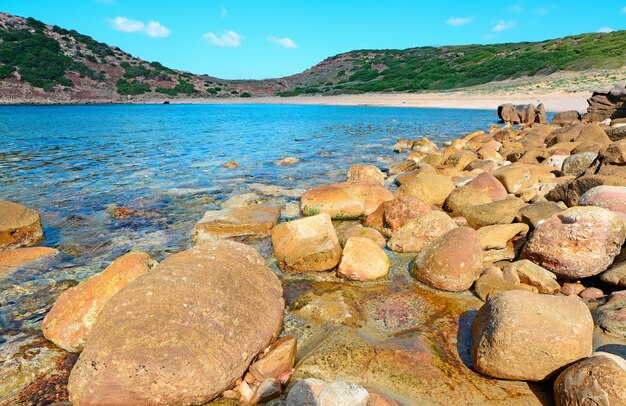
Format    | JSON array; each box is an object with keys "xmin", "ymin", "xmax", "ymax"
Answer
[{"xmin": 0, "ymin": 11, "xmax": 624, "ymax": 103}]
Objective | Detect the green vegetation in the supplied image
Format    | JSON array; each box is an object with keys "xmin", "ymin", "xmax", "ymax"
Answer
[
  {"xmin": 240, "ymin": 92, "xmax": 252, "ymax": 98},
  {"xmin": 320, "ymin": 31, "xmax": 626, "ymax": 93},
  {"xmin": 155, "ymin": 80, "xmax": 196, "ymax": 95},
  {"xmin": 116, "ymin": 78, "xmax": 150, "ymax": 95}
]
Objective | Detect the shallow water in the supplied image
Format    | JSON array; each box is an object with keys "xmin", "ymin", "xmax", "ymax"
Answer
[{"xmin": 0, "ymin": 104, "xmax": 513, "ymax": 403}]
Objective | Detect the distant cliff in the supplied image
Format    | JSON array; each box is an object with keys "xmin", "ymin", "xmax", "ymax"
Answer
[{"xmin": 1, "ymin": 12, "xmax": 625, "ymax": 104}]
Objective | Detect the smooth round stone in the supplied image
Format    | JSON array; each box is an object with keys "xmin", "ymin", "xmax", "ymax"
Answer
[{"xmin": 579, "ymin": 287, "xmax": 604, "ymax": 299}]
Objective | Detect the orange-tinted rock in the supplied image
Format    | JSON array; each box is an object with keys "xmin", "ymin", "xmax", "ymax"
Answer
[
  {"xmin": 0, "ymin": 200, "xmax": 43, "ymax": 248},
  {"xmin": 338, "ymin": 237, "xmax": 389, "ymax": 281},
  {"xmin": 223, "ymin": 161, "xmax": 239, "ymax": 168},
  {"xmin": 249, "ymin": 335, "xmax": 297, "ymax": 382},
  {"xmin": 521, "ymin": 207, "xmax": 625, "ymax": 278},
  {"xmin": 382, "ymin": 196, "xmax": 431, "ymax": 232},
  {"xmin": 42, "ymin": 251, "xmax": 156, "ymax": 352},
  {"xmin": 491, "ymin": 166, "xmax": 533, "ymax": 194},
  {"xmin": 387, "ymin": 211, "xmax": 457, "ymax": 253},
  {"xmin": 396, "ymin": 172, "xmax": 455, "ymax": 207},
  {"xmin": 301, "ymin": 181, "xmax": 394, "ymax": 219},
  {"xmin": 0, "ymin": 247, "xmax": 59, "ymax": 276},
  {"xmin": 411, "ymin": 227, "xmax": 482, "ymax": 291},
  {"xmin": 68, "ymin": 241, "xmax": 284, "ymax": 405},
  {"xmin": 460, "ymin": 198, "xmax": 527, "ymax": 228},
  {"xmin": 553, "ymin": 353, "xmax": 626, "ymax": 406},
  {"xmin": 347, "ymin": 164, "xmax": 385, "ymax": 186},
  {"xmin": 192, "ymin": 205, "xmax": 281, "ymax": 242},
  {"xmin": 472, "ymin": 290, "xmax": 593, "ymax": 381},
  {"xmin": 111, "ymin": 207, "xmax": 136, "ymax": 219},
  {"xmin": 335, "ymin": 223, "xmax": 386, "ymax": 248},
  {"xmin": 271, "ymin": 213, "xmax": 342, "ymax": 273}
]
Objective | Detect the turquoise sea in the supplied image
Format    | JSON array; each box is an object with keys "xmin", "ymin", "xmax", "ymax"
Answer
[{"xmin": 0, "ymin": 104, "xmax": 505, "ymax": 336}]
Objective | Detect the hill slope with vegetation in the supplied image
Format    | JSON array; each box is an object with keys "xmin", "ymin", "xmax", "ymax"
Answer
[{"xmin": 0, "ymin": 12, "xmax": 625, "ymax": 103}]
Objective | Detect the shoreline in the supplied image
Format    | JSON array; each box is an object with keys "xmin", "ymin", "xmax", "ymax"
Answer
[{"xmin": 0, "ymin": 90, "xmax": 591, "ymax": 112}]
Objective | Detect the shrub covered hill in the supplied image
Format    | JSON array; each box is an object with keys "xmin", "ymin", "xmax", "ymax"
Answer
[{"xmin": 1, "ymin": 12, "xmax": 625, "ymax": 103}]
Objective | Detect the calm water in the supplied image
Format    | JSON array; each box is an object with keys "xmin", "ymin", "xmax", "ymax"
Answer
[{"xmin": 0, "ymin": 104, "xmax": 500, "ymax": 336}]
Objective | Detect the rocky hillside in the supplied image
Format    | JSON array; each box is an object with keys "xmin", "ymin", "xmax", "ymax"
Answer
[{"xmin": 1, "ymin": 12, "xmax": 625, "ymax": 103}]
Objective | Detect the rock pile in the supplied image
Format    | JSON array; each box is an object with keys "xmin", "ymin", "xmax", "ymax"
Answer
[
  {"xmin": 586, "ymin": 83, "xmax": 626, "ymax": 122},
  {"xmin": 497, "ymin": 103, "xmax": 547, "ymax": 124}
]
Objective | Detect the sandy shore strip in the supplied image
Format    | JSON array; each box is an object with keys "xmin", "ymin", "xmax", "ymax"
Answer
[{"xmin": 175, "ymin": 90, "xmax": 591, "ymax": 112}]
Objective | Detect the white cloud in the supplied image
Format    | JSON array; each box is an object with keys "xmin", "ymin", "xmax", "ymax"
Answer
[
  {"xmin": 492, "ymin": 19, "xmax": 517, "ymax": 32},
  {"xmin": 446, "ymin": 16, "xmax": 474, "ymax": 27},
  {"xmin": 268, "ymin": 36, "xmax": 297, "ymax": 48},
  {"xmin": 145, "ymin": 21, "xmax": 171, "ymax": 38},
  {"xmin": 203, "ymin": 30, "xmax": 244, "ymax": 47},
  {"xmin": 597, "ymin": 26, "xmax": 615, "ymax": 33},
  {"xmin": 110, "ymin": 16, "xmax": 171, "ymax": 37},
  {"xmin": 111, "ymin": 17, "xmax": 144, "ymax": 33}
]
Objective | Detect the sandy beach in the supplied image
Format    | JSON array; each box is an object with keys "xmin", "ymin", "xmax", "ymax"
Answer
[{"xmin": 175, "ymin": 90, "xmax": 591, "ymax": 112}]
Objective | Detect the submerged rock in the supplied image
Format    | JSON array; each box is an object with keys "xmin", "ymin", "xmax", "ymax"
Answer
[
  {"xmin": 0, "ymin": 247, "xmax": 59, "ymax": 277},
  {"xmin": 472, "ymin": 290, "xmax": 593, "ymax": 381},
  {"xmin": 0, "ymin": 200, "xmax": 43, "ymax": 248},
  {"xmin": 42, "ymin": 251, "xmax": 156, "ymax": 353},
  {"xmin": 68, "ymin": 241, "xmax": 284, "ymax": 405},
  {"xmin": 271, "ymin": 213, "xmax": 342, "ymax": 273},
  {"xmin": 521, "ymin": 206, "xmax": 625, "ymax": 278},
  {"xmin": 387, "ymin": 211, "xmax": 457, "ymax": 253}
]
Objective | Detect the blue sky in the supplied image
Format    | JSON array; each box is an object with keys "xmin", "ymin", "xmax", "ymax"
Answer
[{"xmin": 2, "ymin": 1, "xmax": 625, "ymax": 79}]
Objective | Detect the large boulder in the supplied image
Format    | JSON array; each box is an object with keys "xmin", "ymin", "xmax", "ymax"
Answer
[
  {"xmin": 347, "ymin": 164, "xmax": 385, "ymax": 186},
  {"xmin": 586, "ymin": 83, "xmax": 626, "ymax": 122},
  {"xmin": 387, "ymin": 211, "xmax": 457, "ymax": 253},
  {"xmin": 337, "ymin": 237, "xmax": 389, "ymax": 281},
  {"xmin": 552, "ymin": 110, "xmax": 581, "ymax": 126},
  {"xmin": 561, "ymin": 152, "xmax": 598, "ymax": 177},
  {"xmin": 301, "ymin": 181, "xmax": 394, "ymax": 219},
  {"xmin": 42, "ymin": 251, "xmax": 156, "ymax": 353},
  {"xmin": 580, "ymin": 185, "xmax": 626, "ymax": 217},
  {"xmin": 271, "ymin": 213, "xmax": 342, "ymax": 273},
  {"xmin": 502, "ymin": 260, "xmax": 560, "ymax": 294},
  {"xmin": 594, "ymin": 290, "xmax": 626, "ymax": 339},
  {"xmin": 553, "ymin": 353, "xmax": 626, "ymax": 406},
  {"xmin": 67, "ymin": 241, "xmax": 284, "ymax": 405},
  {"xmin": 192, "ymin": 205, "xmax": 281, "ymax": 242},
  {"xmin": 497, "ymin": 104, "xmax": 538, "ymax": 124},
  {"xmin": 472, "ymin": 290, "xmax": 593, "ymax": 381},
  {"xmin": 396, "ymin": 172, "xmax": 455, "ymax": 207},
  {"xmin": 411, "ymin": 227, "xmax": 482, "ymax": 291},
  {"xmin": 460, "ymin": 198, "xmax": 527, "ymax": 228},
  {"xmin": 521, "ymin": 207, "xmax": 625, "ymax": 278},
  {"xmin": 0, "ymin": 200, "xmax": 43, "ymax": 248},
  {"xmin": 444, "ymin": 172, "xmax": 508, "ymax": 212}
]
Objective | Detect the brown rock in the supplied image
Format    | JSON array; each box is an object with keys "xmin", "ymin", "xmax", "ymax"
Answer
[
  {"xmin": 472, "ymin": 290, "xmax": 593, "ymax": 381},
  {"xmin": 396, "ymin": 172, "xmax": 455, "ymax": 207},
  {"xmin": 0, "ymin": 247, "xmax": 59, "ymax": 276},
  {"xmin": 275, "ymin": 157, "xmax": 300, "ymax": 166},
  {"xmin": 271, "ymin": 213, "xmax": 342, "ymax": 273},
  {"xmin": 552, "ymin": 111, "xmax": 581, "ymax": 126},
  {"xmin": 301, "ymin": 181, "xmax": 394, "ymax": 219},
  {"xmin": 579, "ymin": 287, "xmax": 604, "ymax": 299},
  {"xmin": 387, "ymin": 211, "xmax": 457, "ymax": 253},
  {"xmin": 444, "ymin": 172, "xmax": 507, "ymax": 212},
  {"xmin": 249, "ymin": 335, "xmax": 297, "ymax": 382},
  {"xmin": 546, "ymin": 174, "xmax": 626, "ymax": 207},
  {"xmin": 600, "ymin": 261, "xmax": 626, "ymax": 287},
  {"xmin": 223, "ymin": 161, "xmax": 239, "ymax": 168},
  {"xmin": 521, "ymin": 207, "xmax": 625, "ymax": 278},
  {"xmin": 192, "ymin": 205, "xmax": 281, "ymax": 242},
  {"xmin": 460, "ymin": 198, "xmax": 527, "ymax": 228},
  {"xmin": 347, "ymin": 164, "xmax": 385, "ymax": 186},
  {"xmin": 42, "ymin": 252, "xmax": 156, "ymax": 352},
  {"xmin": 381, "ymin": 196, "xmax": 431, "ymax": 232},
  {"xmin": 476, "ymin": 223, "xmax": 528, "ymax": 250},
  {"xmin": 68, "ymin": 241, "xmax": 284, "ymax": 405},
  {"xmin": 491, "ymin": 166, "xmax": 533, "ymax": 194},
  {"xmin": 335, "ymin": 223, "xmax": 386, "ymax": 248},
  {"xmin": 600, "ymin": 139, "xmax": 626, "ymax": 164},
  {"xmin": 561, "ymin": 282, "xmax": 585, "ymax": 296},
  {"xmin": 338, "ymin": 237, "xmax": 389, "ymax": 281},
  {"xmin": 0, "ymin": 200, "xmax": 43, "ymax": 248},
  {"xmin": 553, "ymin": 353, "xmax": 626, "ymax": 406},
  {"xmin": 473, "ymin": 274, "xmax": 526, "ymax": 301},
  {"xmin": 411, "ymin": 227, "xmax": 482, "ymax": 291},
  {"xmin": 502, "ymin": 260, "xmax": 560, "ymax": 294},
  {"xmin": 516, "ymin": 201, "xmax": 564, "ymax": 228}
]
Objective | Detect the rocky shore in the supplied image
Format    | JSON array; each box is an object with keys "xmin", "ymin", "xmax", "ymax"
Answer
[{"xmin": 1, "ymin": 85, "xmax": 626, "ymax": 405}]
